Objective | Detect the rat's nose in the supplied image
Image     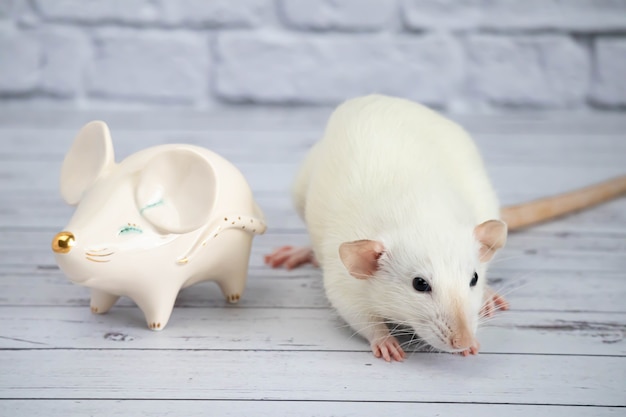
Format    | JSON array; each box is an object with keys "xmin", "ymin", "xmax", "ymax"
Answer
[{"xmin": 52, "ymin": 231, "xmax": 75, "ymax": 254}]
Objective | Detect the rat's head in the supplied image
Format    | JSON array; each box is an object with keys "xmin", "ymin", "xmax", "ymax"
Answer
[
  {"xmin": 339, "ymin": 219, "xmax": 507, "ymax": 353},
  {"xmin": 51, "ymin": 121, "xmax": 216, "ymax": 289}
]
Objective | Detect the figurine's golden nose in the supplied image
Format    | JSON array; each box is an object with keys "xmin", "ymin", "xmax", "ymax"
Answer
[{"xmin": 52, "ymin": 231, "xmax": 75, "ymax": 254}]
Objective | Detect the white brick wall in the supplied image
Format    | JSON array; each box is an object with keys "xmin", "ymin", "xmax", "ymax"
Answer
[
  {"xmin": 40, "ymin": 27, "xmax": 91, "ymax": 97},
  {"xmin": 0, "ymin": 23, "xmax": 40, "ymax": 93},
  {"xmin": 87, "ymin": 29, "xmax": 209, "ymax": 102},
  {"xmin": 0, "ymin": 0, "xmax": 625, "ymax": 110},
  {"xmin": 401, "ymin": 0, "xmax": 626, "ymax": 31},
  {"xmin": 591, "ymin": 39, "xmax": 626, "ymax": 107},
  {"xmin": 464, "ymin": 35, "xmax": 590, "ymax": 107},
  {"xmin": 280, "ymin": 0, "xmax": 396, "ymax": 31},
  {"xmin": 216, "ymin": 32, "xmax": 463, "ymax": 105}
]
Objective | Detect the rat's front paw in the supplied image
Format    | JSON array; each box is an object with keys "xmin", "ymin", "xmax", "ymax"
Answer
[
  {"xmin": 481, "ymin": 286, "xmax": 510, "ymax": 318},
  {"xmin": 371, "ymin": 336, "xmax": 406, "ymax": 362},
  {"xmin": 264, "ymin": 246, "xmax": 318, "ymax": 270},
  {"xmin": 459, "ymin": 339, "xmax": 480, "ymax": 357}
]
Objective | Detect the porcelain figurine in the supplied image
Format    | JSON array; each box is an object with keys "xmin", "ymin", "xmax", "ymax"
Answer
[{"xmin": 51, "ymin": 121, "xmax": 266, "ymax": 330}]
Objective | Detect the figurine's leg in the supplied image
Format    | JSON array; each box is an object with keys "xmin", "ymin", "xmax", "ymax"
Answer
[
  {"xmin": 90, "ymin": 289, "xmax": 120, "ymax": 314},
  {"xmin": 217, "ymin": 265, "xmax": 249, "ymax": 304},
  {"xmin": 133, "ymin": 286, "xmax": 179, "ymax": 331},
  {"xmin": 216, "ymin": 248, "xmax": 251, "ymax": 304}
]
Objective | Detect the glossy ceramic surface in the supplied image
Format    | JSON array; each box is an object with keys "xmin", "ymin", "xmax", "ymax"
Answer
[{"xmin": 52, "ymin": 121, "xmax": 266, "ymax": 330}]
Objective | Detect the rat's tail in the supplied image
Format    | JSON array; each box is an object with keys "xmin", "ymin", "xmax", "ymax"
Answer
[{"xmin": 501, "ymin": 175, "xmax": 626, "ymax": 231}]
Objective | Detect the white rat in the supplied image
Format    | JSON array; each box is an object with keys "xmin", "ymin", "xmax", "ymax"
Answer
[{"xmin": 266, "ymin": 94, "xmax": 626, "ymax": 361}]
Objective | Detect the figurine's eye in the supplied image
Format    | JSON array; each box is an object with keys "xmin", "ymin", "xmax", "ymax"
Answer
[
  {"xmin": 140, "ymin": 198, "xmax": 164, "ymax": 214},
  {"xmin": 118, "ymin": 223, "xmax": 143, "ymax": 236},
  {"xmin": 470, "ymin": 272, "xmax": 478, "ymax": 287},
  {"xmin": 412, "ymin": 277, "xmax": 431, "ymax": 292}
]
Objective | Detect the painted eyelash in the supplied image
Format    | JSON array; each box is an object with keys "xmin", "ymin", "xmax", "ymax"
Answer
[{"xmin": 118, "ymin": 223, "xmax": 143, "ymax": 235}]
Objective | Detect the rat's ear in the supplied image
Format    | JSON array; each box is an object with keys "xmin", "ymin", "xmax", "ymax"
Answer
[
  {"xmin": 474, "ymin": 220, "xmax": 508, "ymax": 262},
  {"xmin": 60, "ymin": 121, "xmax": 115, "ymax": 205},
  {"xmin": 339, "ymin": 240, "xmax": 385, "ymax": 279},
  {"xmin": 136, "ymin": 148, "xmax": 216, "ymax": 234}
]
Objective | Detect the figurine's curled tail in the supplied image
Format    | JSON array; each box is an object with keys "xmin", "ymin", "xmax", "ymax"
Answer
[{"xmin": 177, "ymin": 214, "xmax": 267, "ymax": 265}]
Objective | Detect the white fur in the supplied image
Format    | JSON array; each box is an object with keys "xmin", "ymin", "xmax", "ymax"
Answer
[{"xmin": 293, "ymin": 95, "xmax": 501, "ymax": 352}]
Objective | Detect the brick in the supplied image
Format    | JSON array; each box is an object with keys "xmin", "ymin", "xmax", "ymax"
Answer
[
  {"xmin": 161, "ymin": 0, "xmax": 271, "ymax": 28},
  {"xmin": 590, "ymin": 39, "xmax": 626, "ymax": 106},
  {"xmin": 86, "ymin": 30, "xmax": 209, "ymax": 102},
  {"xmin": 0, "ymin": 25, "xmax": 40, "ymax": 93},
  {"xmin": 0, "ymin": 0, "xmax": 15, "ymax": 18},
  {"xmin": 40, "ymin": 27, "xmax": 90, "ymax": 97},
  {"xmin": 33, "ymin": 0, "xmax": 159, "ymax": 24},
  {"xmin": 215, "ymin": 32, "xmax": 463, "ymax": 105},
  {"xmin": 279, "ymin": 0, "xmax": 396, "ymax": 31},
  {"xmin": 0, "ymin": 0, "xmax": 37, "ymax": 23},
  {"xmin": 464, "ymin": 35, "xmax": 590, "ymax": 107},
  {"xmin": 402, "ymin": 0, "xmax": 626, "ymax": 31}
]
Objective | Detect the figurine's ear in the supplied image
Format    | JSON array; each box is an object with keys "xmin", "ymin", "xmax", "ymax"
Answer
[
  {"xmin": 136, "ymin": 148, "xmax": 216, "ymax": 234},
  {"xmin": 60, "ymin": 121, "xmax": 115, "ymax": 205}
]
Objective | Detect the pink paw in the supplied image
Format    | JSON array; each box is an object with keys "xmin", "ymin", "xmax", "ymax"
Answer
[
  {"xmin": 459, "ymin": 340, "xmax": 480, "ymax": 357},
  {"xmin": 371, "ymin": 336, "xmax": 406, "ymax": 362},
  {"xmin": 481, "ymin": 287, "xmax": 510, "ymax": 318},
  {"xmin": 264, "ymin": 246, "xmax": 318, "ymax": 270}
]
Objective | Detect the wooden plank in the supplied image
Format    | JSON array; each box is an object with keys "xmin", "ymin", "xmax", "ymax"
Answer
[
  {"xmin": 1, "ymin": 350, "xmax": 624, "ymax": 406},
  {"xmin": 1, "ymin": 119, "xmax": 624, "ymax": 199},
  {"xmin": 1, "ymin": 111, "xmax": 625, "ymax": 414},
  {"xmin": 2, "ymin": 131, "xmax": 625, "ymax": 222},
  {"xmin": 0, "ymin": 265, "xmax": 624, "ymax": 313},
  {"xmin": 2, "ymin": 193, "xmax": 625, "ymax": 233},
  {"xmin": 0, "ymin": 129, "xmax": 318, "ymax": 164},
  {"xmin": 0, "ymin": 160, "xmax": 300, "ymax": 197},
  {"xmin": 7, "ymin": 229, "xmax": 626, "ymax": 268},
  {"xmin": 0, "ymin": 269, "xmax": 329, "ymax": 308},
  {"xmin": 0, "ymin": 307, "xmax": 623, "ymax": 356},
  {"xmin": 3, "ymin": 157, "xmax": 625, "ymax": 198},
  {"xmin": 0, "ymin": 400, "xmax": 622, "ymax": 417},
  {"xmin": 2, "ymin": 127, "xmax": 625, "ymax": 167},
  {"xmin": 1, "ymin": 108, "xmax": 625, "ymax": 134},
  {"xmin": 4, "ymin": 226, "xmax": 626, "ymax": 258},
  {"xmin": 2, "ymin": 118, "xmax": 625, "ymax": 231},
  {"xmin": 0, "ymin": 107, "xmax": 334, "ymax": 132},
  {"xmin": 3, "ymin": 228, "xmax": 626, "ymax": 276}
]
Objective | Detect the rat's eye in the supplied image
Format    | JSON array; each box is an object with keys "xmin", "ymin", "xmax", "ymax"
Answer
[
  {"xmin": 412, "ymin": 277, "xmax": 431, "ymax": 292},
  {"xmin": 470, "ymin": 272, "xmax": 478, "ymax": 287}
]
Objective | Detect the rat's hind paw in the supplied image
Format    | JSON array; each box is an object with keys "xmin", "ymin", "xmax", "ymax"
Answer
[
  {"xmin": 481, "ymin": 286, "xmax": 510, "ymax": 318},
  {"xmin": 264, "ymin": 246, "xmax": 318, "ymax": 270},
  {"xmin": 371, "ymin": 336, "xmax": 406, "ymax": 362}
]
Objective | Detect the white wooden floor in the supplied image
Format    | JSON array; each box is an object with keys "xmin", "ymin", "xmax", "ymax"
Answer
[{"xmin": 0, "ymin": 107, "xmax": 624, "ymax": 416}]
